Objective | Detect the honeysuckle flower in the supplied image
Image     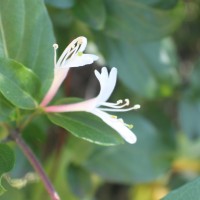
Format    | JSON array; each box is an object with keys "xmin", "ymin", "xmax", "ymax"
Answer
[
  {"xmin": 44, "ymin": 67, "xmax": 140, "ymax": 144},
  {"xmin": 40, "ymin": 36, "xmax": 98, "ymax": 107}
]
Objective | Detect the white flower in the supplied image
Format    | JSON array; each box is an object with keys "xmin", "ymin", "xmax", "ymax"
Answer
[
  {"xmin": 40, "ymin": 36, "xmax": 98, "ymax": 107},
  {"xmin": 44, "ymin": 67, "xmax": 140, "ymax": 144}
]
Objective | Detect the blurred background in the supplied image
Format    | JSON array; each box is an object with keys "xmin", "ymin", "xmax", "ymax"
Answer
[{"xmin": 1, "ymin": 0, "xmax": 200, "ymax": 199}]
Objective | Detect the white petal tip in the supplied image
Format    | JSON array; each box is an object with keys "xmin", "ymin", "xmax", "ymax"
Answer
[
  {"xmin": 85, "ymin": 54, "xmax": 98, "ymax": 62},
  {"xmin": 94, "ymin": 69, "xmax": 100, "ymax": 76},
  {"xmin": 111, "ymin": 67, "xmax": 117, "ymax": 72},
  {"xmin": 126, "ymin": 136, "xmax": 137, "ymax": 144},
  {"xmin": 78, "ymin": 36, "xmax": 87, "ymax": 43},
  {"xmin": 102, "ymin": 67, "xmax": 107, "ymax": 71},
  {"xmin": 93, "ymin": 55, "xmax": 99, "ymax": 61}
]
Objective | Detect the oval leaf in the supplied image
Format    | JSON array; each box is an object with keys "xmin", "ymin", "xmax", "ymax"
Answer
[
  {"xmin": 67, "ymin": 164, "xmax": 92, "ymax": 199},
  {"xmin": 162, "ymin": 177, "xmax": 200, "ymax": 200},
  {"xmin": 95, "ymin": 35, "xmax": 178, "ymax": 98},
  {"xmin": 104, "ymin": 0, "xmax": 185, "ymax": 42},
  {"xmin": 178, "ymin": 98, "xmax": 200, "ymax": 139},
  {"xmin": 73, "ymin": 0, "xmax": 106, "ymax": 30},
  {"xmin": 0, "ymin": 144, "xmax": 15, "ymax": 175},
  {"xmin": 0, "ymin": 58, "xmax": 40, "ymax": 109},
  {"xmin": 0, "ymin": 144, "xmax": 15, "ymax": 196},
  {"xmin": 0, "ymin": 0, "xmax": 55, "ymax": 95},
  {"xmin": 0, "ymin": 94, "xmax": 15, "ymax": 122},
  {"xmin": 48, "ymin": 112, "xmax": 124, "ymax": 146}
]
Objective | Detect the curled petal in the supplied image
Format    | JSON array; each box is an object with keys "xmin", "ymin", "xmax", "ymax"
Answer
[
  {"xmin": 92, "ymin": 109, "xmax": 137, "ymax": 144},
  {"xmin": 95, "ymin": 67, "xmax": 117, "ymax": 104},
  {"xmin": 56, "ymin": 36, "xmax": 87, "ymax": 67},
  {"xmin": 103, "ymin": 67, "xmax": 117, "ymax": 102},
  {"xmin": 63, "ymin": 54, "xmax": 98, "ymax": 68}
]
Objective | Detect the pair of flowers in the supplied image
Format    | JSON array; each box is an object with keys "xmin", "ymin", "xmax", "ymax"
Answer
[{"xmin": 40, "ymin": 36, "xmax": 140, "ymax": 144}]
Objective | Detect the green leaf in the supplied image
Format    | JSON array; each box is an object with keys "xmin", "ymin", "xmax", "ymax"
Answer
[
  {"xmin": 0, "ymin": 94, "xmax": 15, "ymax": 122},
  {"xmin": 162, "ymin": 177, "xmax": 200, "ymax": 200},
  {"xmin": 96, "ymin": 35, "xmax": 178, "ymax": 98},
  {"xmin": 0, "ymin": 0, "xmax": 55, "ymax": 95},
  {"xmin": 153, "ymin": 0, "xmax": 179, "ymax": 9},
  {"xmin": 0, "ymin": 144, "xmax": 15, "ymax": 195},
  {"xmin": 132, "ymin": 0, "xmax": 162, "ymax": 5},
  {"xmin": 0, "ymin": 183, "xmax": 6, "ymax": 196},
  {"xmin": 178, "ymin": 97, "xmax": 200, "ymax": 139},
  {"xmin": 178, "ymin": 59, "xmax": 200, "ymax": 139},
  {"xmin": 103, "ymin": 0, "xmax": 185, "ymax": 42},
  {"xmin": 73, "ymin": 0, "xmax": 106, "ymax": 30},
  {"xmin": 48, "ymin": 112, "xmax": 124, "ymax": 146},
  {"xmin": 190, "ymin": 59, "xmax": 200, "ymax": 96},
  {"xmin": 0, "ymin": 144, "xmax": 15, "ymax": 174},
  {"xmin": 134, "ymin": 0, "xmax": 179, "ymax": 9},
  {"xmin": 0, "ymin": 125, "xmax": 9, "ymax": 141},
  {"xmin": 0, "ymin": 186, "xmax": 24, "ymax": 199},
  {"xmin": 84, "ymin": 115, "xmax": 172, "ymax": 183},
  {"xmin": 67, "ymin": 164, "xmax": 92, "ymax": 198},
  {"xmin": 45, "ymin": 0, "xmax": 75, "ymax": 9},
  {"xmin": 22, "ymin": 116, "xmax": 49, "ymax": 154},
  {"xmin": 0, "ymin": 58, "xmax": 40, "ymax": 109}
]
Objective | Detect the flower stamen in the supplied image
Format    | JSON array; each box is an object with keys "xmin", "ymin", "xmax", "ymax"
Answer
[
  {"xmin": 100, "ymin": 99, "xmax": 131, "ymax": 109},
  {"xmin": 99, "ymin": 98, "xmax": 140, "ymax": 112},
  {"xmin": 78, "ymin": 52, "xmax": 83, "ymax": 56},
  {"xmin": 56, "ymin": 36, "xmax": 87, "ymax": 68},
  {"xmin": 117, "ymin": 99, "xmax": 123, "ymax": 104},
  {"xmin": 60, "ymin": 45, "xmax": 79, "ymax": 68},
  {"xmin": 127, "ymin": 124, "xmax": 133, "ymax": 129},
  {"xmin": 53, "ymin": 44, "xmax": 58, "ymax": 49},
  {"xmin": 115, "ymin": 118, "xmax": 133, "ymax": 129},
  {"xmin": 125, "ymin": 99, "xmax": 130, "ymax": 106}
]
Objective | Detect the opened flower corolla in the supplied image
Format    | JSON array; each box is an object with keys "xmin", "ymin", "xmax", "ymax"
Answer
[
  {"xmin": 40, "ymin": 36, "xmax": 98, "ymax": 107},
  {"xmin": 44, "ymin": 67, "xmax": 140, "ymax": 144}
]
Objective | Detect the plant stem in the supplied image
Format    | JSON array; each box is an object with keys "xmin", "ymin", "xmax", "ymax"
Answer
[{"xmin": 10, "ymin": 129, "xmax": 60, "ymax": 200}]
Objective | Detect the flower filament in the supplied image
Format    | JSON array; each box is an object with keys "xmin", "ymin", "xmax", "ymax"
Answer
[
  {"xmin": 99, "ymin": 99, "xmax": 140, "ymax": 130},
  {"xmin": 99, "ymin": 99, "xmax": 140, "ymax": 112}
]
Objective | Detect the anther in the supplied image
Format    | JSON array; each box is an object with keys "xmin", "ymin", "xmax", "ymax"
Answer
[
  {"xmin": 117, "ymin": 99, "xmax": 123, "ymax": 104},
  {"xmin": 125, "ymin": 99, "xmax": 130, "ymax": 106},
  {"xmin": 78, "ymin": 52, "xmax": 83, "ymax": 56},
  {"xmin": 118, "ymin": 118, "xmax": 133, "ymax": 129},
  {"xmin": 127, "ymin": 124, "xmax": 133, "ymax": 129},
  {"xmin": 133, "ymin": 104, "xmax": 141, "ymax": 109},
  {"xmin": 53, "ymin": 44, "xmax": 58, "ymax": 49},
  {"xmin": 111, "ymin": 115, "xmax": 117, "ymax": 119}
]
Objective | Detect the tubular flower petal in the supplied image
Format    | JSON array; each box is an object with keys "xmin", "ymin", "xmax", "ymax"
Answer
[
  {"xmin": 44, "ymin": 67, "xmax": 140, "ymax": 144},
  {"xmin": 40, "ymin": 36, "xmax": 98, "ymax": 107}
]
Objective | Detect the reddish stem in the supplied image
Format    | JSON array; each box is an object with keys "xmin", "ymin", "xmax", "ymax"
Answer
[{"xmin": 10, "ymin": 129, "xmax": 60, "ymax": 200}]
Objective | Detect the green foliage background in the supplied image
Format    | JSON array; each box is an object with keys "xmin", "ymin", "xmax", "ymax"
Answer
[{"xmin": 0, "ymin": 0, "xmax": 200, "ymax": 199}]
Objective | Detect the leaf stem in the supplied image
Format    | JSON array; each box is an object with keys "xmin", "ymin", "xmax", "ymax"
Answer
[{"xmin": 10, "ymin": 129, "xmax": 60, "ymax": 200}]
